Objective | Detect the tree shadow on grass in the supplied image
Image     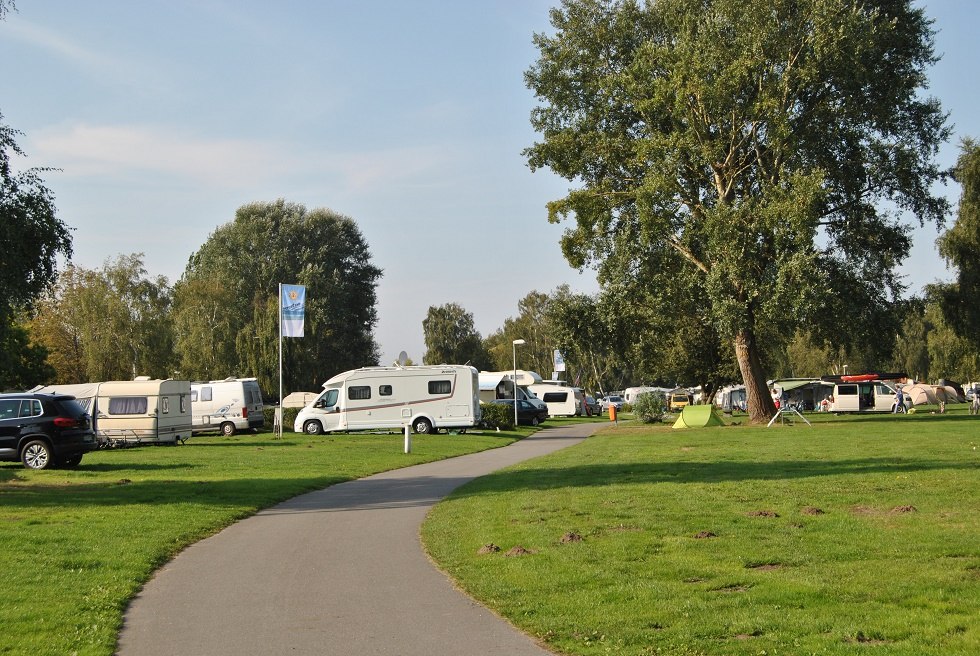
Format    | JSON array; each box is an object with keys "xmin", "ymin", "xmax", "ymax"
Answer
[{"xmin": 452, "ymin": 456, "xmax": 978, "ymax": 496}]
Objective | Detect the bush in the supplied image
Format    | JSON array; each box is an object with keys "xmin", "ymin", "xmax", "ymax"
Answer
[
  {"xmin": 621, "ymin": 403, "xmax": 634, "ymax": 414},
  {"xmin": 479, "ymin": 403, "xmax": 515, "ymax": 430},
  {"xmin": 633, "ymin": 392, "xmax": 668, "ymax": 423},
  {"xmin": 263, "ymin": 406, "xmax": 301, "ymax": 432}
]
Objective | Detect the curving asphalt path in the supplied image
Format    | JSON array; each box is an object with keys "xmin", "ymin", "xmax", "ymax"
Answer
[{"xmin": 116, "ymin": 423, "xmax": 602, "ymax": 655}]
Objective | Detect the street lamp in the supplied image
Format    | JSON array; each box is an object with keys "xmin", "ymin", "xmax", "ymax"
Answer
[{"xmin": 512, "ymin": 339, "xmax": 526, "ymax": 426}]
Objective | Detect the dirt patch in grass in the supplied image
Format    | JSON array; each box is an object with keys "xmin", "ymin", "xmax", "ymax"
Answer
[
  {"xmin": 746, "ymin": 510, "xmax": 779, "ymax": 517},
  {"xmin": 847, "ymin": 632, "xmax": 891, "ymax": 645},
  {"xmin": 801, "ymin": 506, "xmax": 825, "ymax": 515},
  {"xmin": 747, "ymin": 563, "xmax": 783, "ymax": 571},
  {"xmin": 850, "ymin": 505, "xmax": 878, "ymax": 516},
  {"xmin": 694, "ymin": 530, "xmax": 717, "ymax": 539},
  {"xmin": 559, "ymin": 531, "xmax": 583, "ymax": 544},
  {"xmin": 477, "ymin": 543, "xmax": 500, "ymax": 555},
  {"xmin": 505, "ymin": 546, "xmax": 534, "ymax": 557},
  {"xmin": 891, "ymin": 505, "xmax": 917, "ymax": 514}
]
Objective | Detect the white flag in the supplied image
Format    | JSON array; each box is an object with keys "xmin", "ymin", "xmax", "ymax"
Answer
[{"xmin": 281, "ymin": 284, "xmax": 306, "ymax": 338}]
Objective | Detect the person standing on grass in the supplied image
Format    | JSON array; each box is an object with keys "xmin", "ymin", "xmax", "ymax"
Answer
[
  {"xmin": 893, "ymin": 387, "xmax": 905, "ymax": 413},
  {"xmin": 972, "ymin": 387, "xmax": 980, "ymax": 415}
]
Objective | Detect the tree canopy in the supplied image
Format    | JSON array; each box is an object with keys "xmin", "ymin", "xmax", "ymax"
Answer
[
  {"xmin": 174, "ymin": 200, "xmax": 382, "ymax": 395},
  {"xmin": 422, "ymin": 303, "xmax": 491, "ymax": 369},
  {"xmin": 0, "ymin": 112, "xmax": 73, "ymax": 388},
  {"xmin": 525, "ymin": 0, "xmax": 948, "ymax": 421}
]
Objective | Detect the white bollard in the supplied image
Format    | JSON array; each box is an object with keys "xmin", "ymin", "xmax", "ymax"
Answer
[{"xmin": 404, "ymin": 423, "xmax": 412, "ymax": 454}]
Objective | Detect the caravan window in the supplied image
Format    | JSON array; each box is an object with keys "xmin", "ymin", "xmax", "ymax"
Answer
[
  {"xmin": 180, "ymin": 395, "xmax": 188, "ymax": 413},
  {"xmin": 379, "ymin": 385, "xmax": 393, "ymax": 396},
  {"xmin": 191, "ymin": 390, "xmax": 197, "ymax": 402},
  {"xmin": 201, "ymin": 387, "xmax": 213, "ymax": 402},
  {"xmin": 108, "ymin": 397, "xmax": 148, "ymax": 415},
  {"xmin": 348, "ymin": 386, "xmax": 371, "ymax": 400},
  {"xmin": 542, "ymin": 392, "xmax": 568, "ymax": 403},
  {"xmin": 428, "ymin": 380, "xmax": 451, "ymax": 395},
  {"xmin": 161, "ymin": 397, "xmax": 170, "ymax": 414}
]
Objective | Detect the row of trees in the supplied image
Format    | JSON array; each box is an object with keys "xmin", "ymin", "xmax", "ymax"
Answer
[
  {"xmin": 8, "ymin": 201, "xmax": 383, "ymax": 396},
  {"xmin": 422, "ymin": 271, "xmax": 980, "ymax": 405}
]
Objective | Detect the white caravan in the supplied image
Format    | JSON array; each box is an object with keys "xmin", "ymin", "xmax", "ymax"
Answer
[
  {"xmin": 190, "ymin": 378, "xmax": 264, "ymax": 436},
  {"xmin": 31, "ymin": 378, "xmax": 192, "ymax": 446},
  {"xmin": 295, "ymin": 365, "xmax": 481, "ymax": 435},
  {"xmin": 528, "ymin": 383, "xmax": 581, "ymax": 417}
]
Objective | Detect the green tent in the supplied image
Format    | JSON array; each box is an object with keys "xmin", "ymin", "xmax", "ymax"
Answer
[{"xmin": 672, "ymin": 404, "xmax": 725, "ymax": 429}]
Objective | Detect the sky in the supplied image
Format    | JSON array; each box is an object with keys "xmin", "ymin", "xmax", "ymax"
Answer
[{"xmin": 1, "ymin": 1, "xmax": 977, "ymax": 369}]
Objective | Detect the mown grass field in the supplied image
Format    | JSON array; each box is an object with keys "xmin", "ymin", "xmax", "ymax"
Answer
[
  {"xmin": 423, "ymin": 408, "xmax": 980, "ymax": 656},
  {"xmin": 0, "ymin": 427, "xmax": 526, "ymax": 656}
]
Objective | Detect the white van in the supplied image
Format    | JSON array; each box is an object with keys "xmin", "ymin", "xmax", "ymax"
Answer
[
  {"xmin": 295, "ymin": 365, "xmax": 481, "ymax": 435},
  {"xmin": 190, "ymin": 378, "xmax": 264, "ymax": 436},
  {"xmin": 527, "ymin": 383, "xmax": 580, "ymax": 417},
  {"xmin": 32, "ymin": 379, "xmax": 192, "ymax": 446},
  {"xmin": 831, "ymin": 381, "xmax": 907, "ymax": 413}
]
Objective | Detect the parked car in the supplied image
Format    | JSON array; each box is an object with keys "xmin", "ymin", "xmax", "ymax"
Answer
[
  {"xmin": 669, "ymin": 391, "xmax": 692, "ymax": 413},
  {"xmin": 600, "ymin": 395, "xmax": 625, "ymax": 412},
  {"xmin": 490, "ymin": 398, "xmax": 549, "ymax": 426},
  {"xmin": 0, "ymin": 393, "xmax": 98, "ymax": 469},
  {"xmin": 584, "ymin": 395, "xmax": 601, "ymax": 416}
]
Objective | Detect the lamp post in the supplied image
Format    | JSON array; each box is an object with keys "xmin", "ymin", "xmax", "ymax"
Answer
[{"xmin": 512, "ymin": 339, "xmax": 526, "ymax": 426}]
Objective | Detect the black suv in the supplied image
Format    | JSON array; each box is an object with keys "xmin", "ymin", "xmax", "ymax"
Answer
[{"xmin": 0, "ymin": 393, "xmax": 98, "ymax": 469}]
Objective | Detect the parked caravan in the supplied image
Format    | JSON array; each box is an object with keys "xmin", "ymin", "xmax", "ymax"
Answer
[
  {"xmin": 527, "ymin": 383, "xmax": 580, "ymax": 417},
  {"xmin": 190, "ymin": 378, "xmax": 264, "ymax": 436},
  {"xmin": 624, "ymin": 386, "xmax": 670, "ymax": 404},
  {"xmin": 295, "ymin": 365, "xmax": 481, "ymax": 435},
  {"xmin": 831, "ymin": 381, "xmax": 907, "ymax": 413},
  {"xmin": 31, "ymin": 379, "xmax": 192, "ymax": 446}
]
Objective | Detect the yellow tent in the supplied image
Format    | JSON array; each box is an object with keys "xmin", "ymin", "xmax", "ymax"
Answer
[{"xmin": 672, "ymin": 404, "xmax": 725, "ymax": 429}]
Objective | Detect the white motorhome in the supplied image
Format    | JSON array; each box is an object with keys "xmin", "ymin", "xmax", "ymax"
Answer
[
  {"xmin": 295, "ymin": 365, "xmax": 481, "ymax": 435},
  {"xmin": 190, "ymin": 378, "xmax": 264, "ymax": 436},
  {"xmin": 31, "ymin": 378, "xmax": 192, "ymax": 446},
  {"xmin": 527, "ymin": 383, "xmax": 581, "ymax": 417},
  {"xmin": 830, "ymin": 380, "xmax": 906, "ymax": 413},
  {"xmin": 478, "ymin": 371, "xmax": 548, "ymax": 413}
]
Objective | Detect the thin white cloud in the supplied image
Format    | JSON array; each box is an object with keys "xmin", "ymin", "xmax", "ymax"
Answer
[
  {"xmin": 29, "ymin": 122, "xmax": 459, "ymax": 192},
  {"xmin": 4, "ymin": 16, "xmax": 134, "ymax": 79}
]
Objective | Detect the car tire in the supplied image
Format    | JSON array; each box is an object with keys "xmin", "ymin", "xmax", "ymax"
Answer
[
  {"xmin": 412, "ymin": 418, "xmax": 433, "ymax": 434},
  {"xmin": 531, "ymin": 416, "xmax": 540, "ymax": 426},
  {"xmin": 220, "ymin": 422, "xmax": 236, "ymax": 436},
  {"xmin": 21, "ymin": 439, "xmax": 54, "ymax": 470},
  {"xmin": 303, "ymin": 420, "xmax": 323, "ymax": 435}
]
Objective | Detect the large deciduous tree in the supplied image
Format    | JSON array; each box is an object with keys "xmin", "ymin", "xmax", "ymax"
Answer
[
  {"xmin": 30, "ymin": 254, "xmax": 174, "ymax": 383},
  {"xmin": 525, "ymin": 0, "xmax": 948, "ymax": 422},
  {"xmin": 173, "ymin": 200, "xmax": 382, "ymax": 394},
  {"xmin": 936, "ymin": 140, "xmax": 980, "ymax": 342},
  {"xmin": 422, "ymin": 303, "xmax": 491, "ymax": 369},
  {"xmin": 0, "ymin": 112, "xmax": 73, "ymax": 388}
]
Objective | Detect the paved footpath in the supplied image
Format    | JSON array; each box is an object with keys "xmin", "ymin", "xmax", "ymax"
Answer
[{"xmin": 116, "ymin": 423, "xmax": 602, "ymax": 655}]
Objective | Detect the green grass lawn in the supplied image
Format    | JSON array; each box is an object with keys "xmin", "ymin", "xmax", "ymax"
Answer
[
  {"xmin": 422, "ymin": 408, "xmax": 980, "ymax": 656},
  {"xmin": 0, "ymin": 428, "xmax": 525, "ymax": 656}
]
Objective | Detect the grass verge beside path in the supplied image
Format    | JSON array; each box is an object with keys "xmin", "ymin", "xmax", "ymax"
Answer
[
  {"xmin": 423, "ymin": 412, "xmax": 980, "ymax": 656},
  {"xmin": 0, "ymin": 428, "xmax": 525, "ymax": 656}
]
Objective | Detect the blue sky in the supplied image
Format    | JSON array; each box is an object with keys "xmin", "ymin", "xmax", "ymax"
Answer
[{"xmin": 1, "ymin": 1, "xmax": 976, "ymax": 368}]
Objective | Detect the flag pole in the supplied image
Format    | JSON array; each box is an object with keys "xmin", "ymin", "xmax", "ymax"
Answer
[{"xmin": 277, "ymin": 283, "xmax": 283, "ymax": 439}]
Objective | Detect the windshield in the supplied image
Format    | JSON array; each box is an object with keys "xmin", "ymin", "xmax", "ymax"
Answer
[{"xmin": 316, "ymin": 388, "xmax": 340, "ymax": 408}]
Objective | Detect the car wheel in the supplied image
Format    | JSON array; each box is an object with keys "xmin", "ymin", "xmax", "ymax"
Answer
[
  {"xmin": 303, "ymin": 420, "xmax": 323, "ymax": 435},
  {"xmin": 21, "ymin": 440, "xmax": 54, "ymax": 470},
  {"xmin": 220, "ymin": 422, "xmax": 236, "ymax": 436},
  {"xmin": 413, "ymin": 418, "xmax": 433, "ymax": 434},
  {"xmin": 531, "ymin": 416, "xmax": 540, "ymax": 426},
  {"xmin": 60, "ymin": 454, "xmax": 83, "ymax": 468}
]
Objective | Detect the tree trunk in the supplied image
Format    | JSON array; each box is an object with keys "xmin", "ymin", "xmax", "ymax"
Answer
[{"xmin": 734, "ymin": 328, "xmax": 776, "ymax": 423}]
